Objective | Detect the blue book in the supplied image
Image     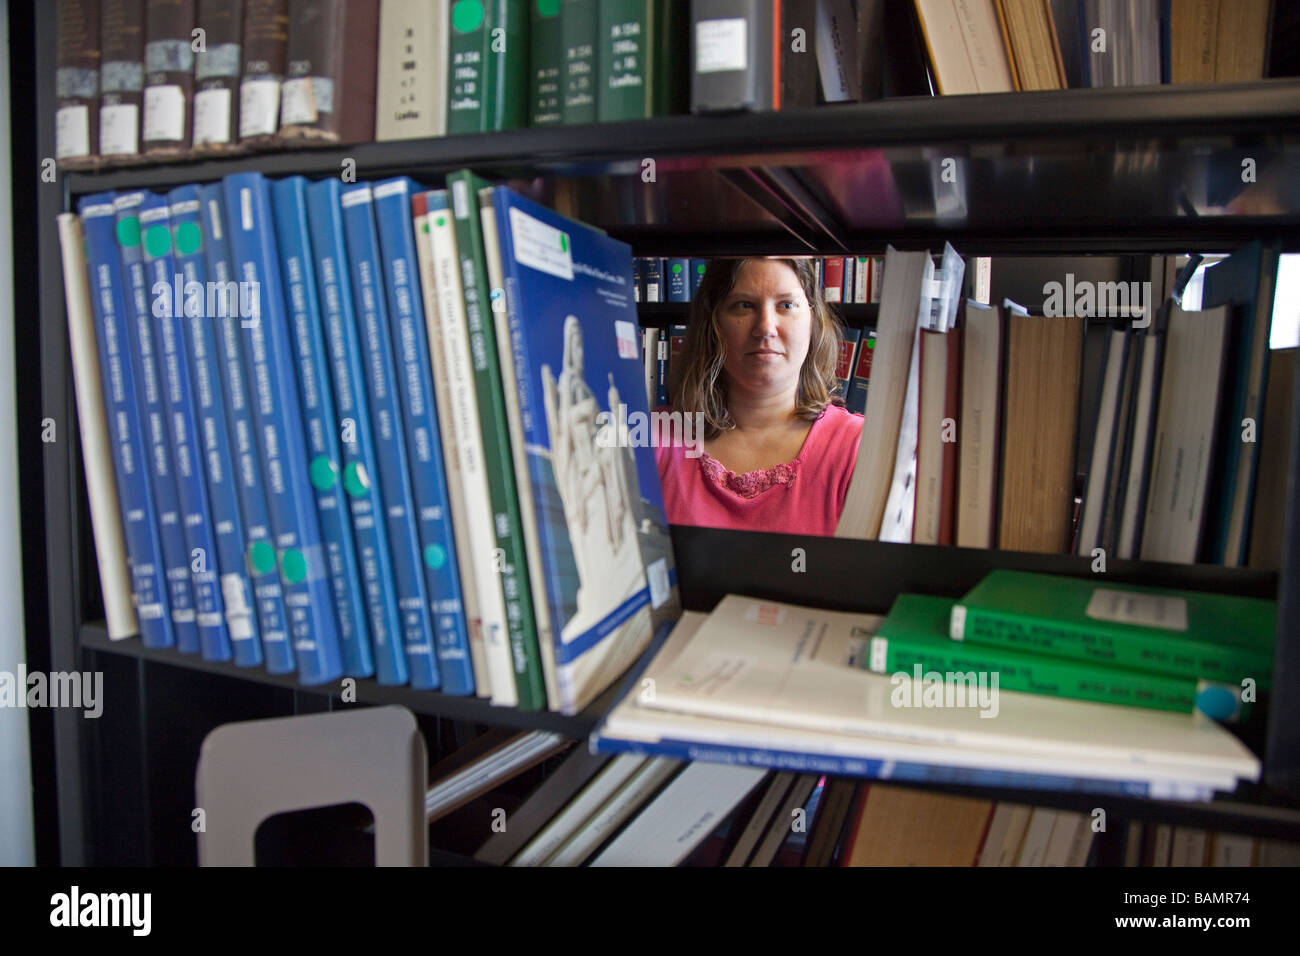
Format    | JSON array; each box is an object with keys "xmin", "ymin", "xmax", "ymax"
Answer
[
  {"xmin": 338, "ymin": 182, "xmax": 437, "ymax": 686},
  {"xmin": 689, "ymin": 258, "xmax": 708, "ymax": 298},
  {"xmin": 374, "ymin": 178, "xmax": 474, "ymax": 693},
  {"xmin": 167, "ymin": 186, "xmax": 262, "ymax": 667},
  {"xmin": 489, "ymin": 186, "xmax": 680, "ymax": 714},
  {"xmin": 78, "ymin": 194, "xmax": 174, "ymax": 649},
  {"xmin": 836, "ymin": 326, "xmax": 861, "ymax": 401},
  {"xmin": 271, "ymin": 177, "xmax": 375, "ymax": 679},
  {"xmin": 654, "ymin": 328, "xmax": 669, "ymax": 407},
  {"xmin": 305, "ymin": 180, "xmax": 407, "ymax": 686},
  {"xmin": 222, "ymin": 172, "xmax": 343, "ymax": 686},
  {"xmin": 643, "ymin": 257, "xmax": 663, "ymax": 303},
  {"xmin": 198, "ymin": 183, "xmax": 288, "ymax": 673},
  {"xmin": 665, "ymin": 257, "xmax": 690, "ymax": 302},
  {"xmin": 113, "ymin": 191, "xmax": 200, "ymax": 654},
  {"xmin": 631, "ymin": 258, "xmax": 643, "ymax": 302},
  {"xmin": 137, "ymin": 193, "xmax": 233, "ymax": 662}
]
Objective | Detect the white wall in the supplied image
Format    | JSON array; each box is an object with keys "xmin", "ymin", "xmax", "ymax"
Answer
[{"xmin": 0, "ymin": 0, "xmax": 36, "ymax": 866}]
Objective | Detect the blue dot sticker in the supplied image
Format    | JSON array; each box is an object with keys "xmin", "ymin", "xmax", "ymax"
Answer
[{"xmin": 1195, "ymin": 684, "xmax": 1239, "ymax": 722}]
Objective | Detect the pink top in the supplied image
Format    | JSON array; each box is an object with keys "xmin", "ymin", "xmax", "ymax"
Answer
[{"xmin": 654, "ymin": 404, "xmax": 864, "ymax": 536}]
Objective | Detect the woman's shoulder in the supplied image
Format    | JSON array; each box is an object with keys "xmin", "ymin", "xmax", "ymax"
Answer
[{"xmin": 815, "ymin": 403, "xmax": 865, "ymax": 440}]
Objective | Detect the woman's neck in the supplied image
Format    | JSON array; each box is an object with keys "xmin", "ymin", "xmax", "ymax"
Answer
[{"xmin": 726, "ymin": 386, "xmax": 799, "ymax": 431}]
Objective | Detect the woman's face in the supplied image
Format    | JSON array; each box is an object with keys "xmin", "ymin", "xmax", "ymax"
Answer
[{"xmin": 715, "ymin": 259, "xmax": 812, "ymax": 401}]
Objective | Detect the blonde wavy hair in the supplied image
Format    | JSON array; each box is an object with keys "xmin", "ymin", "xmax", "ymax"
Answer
[{"xmin": 671, "ymin": 257, "xmax": 844, "ymax": 439}]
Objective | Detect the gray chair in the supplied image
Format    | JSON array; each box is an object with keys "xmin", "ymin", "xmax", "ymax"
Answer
[{"xmin": 195, "ymin": 705, "xmax": 427, "ymax": 866}]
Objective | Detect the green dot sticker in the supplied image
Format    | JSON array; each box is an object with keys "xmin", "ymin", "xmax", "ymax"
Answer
[
  {"xmin": 672, "ymin": 263, "xmax": 683, "ymax": 274},
  {"xmin": 309, "ymin": 455, "xmax": 338, "ymax": 491},
  {"xmin": 144, "ymin": 224, "xmax": 171, "ymax": 256},
  {"xmin": 116, "ymin": 216, "xmax": 141, "ymax": 248},
  {"xmin": 452, "ymin": 0, "xmax": 484, "ymax": 32},
  {"xmin": 249, "ymin": 540, "xmax": 276, "ymax": 575},
  {"xmin": 537, "ymin": 0, "xmax": 561, "ymax": 16},
  {"xmin": 559, "ymin": 234, "xmax": 569, "ymax": 252},
  {"xmin": 176, "ymin": 221, "xmax": 202, "ymax": 255},
  {"xmin": 435, "ymin": 215, "xmax": 446, "ymax": 227},
  {"xmin": 343, "ymin": 461, "xmax": 370, "ymax": 497},
  {"xmin": 424, "ymin": 544, "xmax": 447, "ymax": 569},
  {"xmin": 696, "ymin": 263, "xmax": 706, "ymax": 274},
  {"xmin": 422, "ymin": 221, "xmax": 430, "ymax": 233},
  {"xmin": 281, "ymin": 548, "xmax": 308, "ymax": 584}
]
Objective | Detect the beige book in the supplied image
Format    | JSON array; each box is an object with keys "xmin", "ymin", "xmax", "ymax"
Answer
[
  {"xmin": 375, "ymin": 0, "xmax": 449, "ymax": 140},
  {"xmin": 843, "ymin": 784, "xmax": 994, "ymax": 865},
  {"xmin": 914, "ymin": 0, "xmax": 1015, "ymax": 94},
  {"xmin": 956, "ymin": 302, "xmax": 1002, "ymax": 548}
]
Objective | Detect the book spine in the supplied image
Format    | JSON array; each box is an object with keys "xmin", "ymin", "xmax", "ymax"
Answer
[
  {"xmin": 835, "ymin": 327, "xmax": 860, "ymax": 400},
  {"xmin": 222, "ymin": 172, "xmax": 344, "ymax": 684},
  {"xmin": 143, "ymin": 0, "xmax": 196, "ymax": 156},
  {"xmin": 426, "ymin": 195, "xmax": 518, "ymax": 706},
  {"xmin": 449, "ymin": 171, "xmax": 546, "ymax": 707},
  {"xmin": 270, "ymin": 177, "xmax": 375, "ymax": 679},
  {"xmin": 239, "ymin": 0, "xmax": 289, "ymax": 147},
  {"xmin": 59, "ymin": 212, "xmax": 136, "ymax": 640},
  {"xmin": 560, "ymin": 0, "xmax": 598, "ymax": 123},
  {"xmin": 373, "ymin": 178, "xmax": 474, "ymax": 694},
  {"xmin": 822, "ymin": 256, "xmax": 844, "ymax": 302},
  {"xmin": 198, "ymin": 183, "xmax": 289, "ymax": 671},
  {"xmin": 114, "ymin": 191, "xmax": 199, "ymax": 652},
  {"xmin": 650, "ymin": 0, "xmax": 688, "ymax": 116},
  {"xmin": 690, "ymin": 0, "xmax": 773, "ymax": 113},
  {"xmin": 340, "ymin": 183, "xmax": 438, "ymax": 687},
  {"xmin": 376, "ymin": 0, "xmax": 447, "ymax": 139},
  {"xmin": 953, "ymin": 604, "xmax": 1273, "ymax": 687},
  {"xmin": 281, "ymin": 0, "xmax": 379, "ymax": 144},
  {"xmin": 528, "ymin": 0, "xmax": 563, "ymax": 125},
  {"xmin": 138, "ymin": 193, "xmax": 233, "ymax": 661},
  {"xmin": 845, "ymin": 328, "xmax": 874, "ymax": 414},
  {"xmin": 598, "ymin": 0, "xmax": 650, "ymax": 121},
  {"xmin": 689, "ymin": 257, "xmax": 707, "ymax": 297},
  {"xmin": 100, "ymin": 0, "xmax": 146, "ymax": 162},
  {"xmin": 166, "ymin": 186, "xmax": 263, "ymax": 666},
  {"xmin": 73, "ymin": 199, "xmax": 171, "ymax": 644},
  {"xmin": 779, "ymin": 0, "xmax": 817, "ymax": 108},
  {"xmin": 483, "ymin": 0, "xmax": 528, "ymax": 130},
  {"xmin": 655, "ymin": 328, "xmax": 669, "ymax": 406},
  {"xmin": 643, "ymin": 256, "xmax": 663, "ymax": 302},
  {"xmin": 192, "ymin": 0, "xmax": 244, "ymax": 153},
  {"xmin": 446, "ymin": 0, "xmax": 489, "ymax": 132},
  {"xmin": 665, "ymin": 257, "xmax": 690, "ymax": 301},
  {"xmin": 305, "ymin": 179, "xmax": 407, "ymax": 685},
  {"xmin": 57, "ymin": 0, "xmax": 102, "ymax": 168}
]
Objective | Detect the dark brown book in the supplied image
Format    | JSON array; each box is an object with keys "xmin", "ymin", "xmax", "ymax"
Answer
[
  {"xmin": 57, "ymin": 0, "xmax": 101, "ymax": 169},
  {"xmin": 998, "ymin": 312, "xmax": 1084, "ymax": 553},
  {"xmin": 1247, "ymin": 348, "xmax": 1297, "ymax": 570},
  {"xmin": 239, "ymin": 0, "xmax": 290, "ymax": 148},
  {"xmin": 191, "ymin": 0, "xmax": 245, "ymax": 153},
  {"xmin": 841, "ymin": 784, "xmax": 994, "ymax": 866},
  {"xmin": 100, "ymin": 0, "xmax": 146, "ymax": 163},
  {"xmin": 278, "ymin": 0, "xmax": 380, "ymax": 146},
  {"xmin": 143, "ymin": 0, "xmax": 196, "ymax": 157},
  {"xmin": 780, "ymin": 0, "xmax": 818, "ymax": 108},
  {"xmin": 800, "ymin": 778, "xmax": 857, "ymax": 867}
]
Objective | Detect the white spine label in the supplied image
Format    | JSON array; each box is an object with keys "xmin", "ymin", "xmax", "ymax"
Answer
[
  {"xmin": 100, "ymin": 103, "xmax": 140, "ymax": 155},
  {"xmin": 695, "ymin": 19, "xmax": 747, "ymax": 74},
  {"xmin": 193, "ymin": 87, "xmax": 232, "ymax": 145},
  {"xmin": 1085, "ymin": 589, "xmax": 1188, "ymax": 631},
  {"xmin": 143, "ymin": 84, "xmax": 186, "ymax": 142},
  {"xmin": 239, "ymin": 78, "xmax": 280, "ymax": 137},
  {"xmin": 56, "ymin": 105, "xmax": 90, "ymax": 158}
]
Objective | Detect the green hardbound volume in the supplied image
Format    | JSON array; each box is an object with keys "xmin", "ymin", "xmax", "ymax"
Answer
[
  {"xmin": 561, "ymin": 0, "xmax": 598, "ymax": 123},
  {"xmin": 447, "ymin": 169, "xmax": 547, "ymax": 710},
  {"xmin": 484, "ymin": 0, "xmax": 528, "ymax": 131},
  {"xmin": 951, "ymin": 571, "xmax": 1275, "ymax": 687},
  {"xmin": 597, "ymin": 0, "xmax": 687, "ymax": 121},
  {"xmin": 871, "ymin": 594, "xmax": 1245, "ymax": 720},
  {"xmin": 448, "ymin": 0, "xmax": 489, "ymax": 133},
  {"xmin": 529, "ymin": 0, "xmax": 564, "ymax": 125}
]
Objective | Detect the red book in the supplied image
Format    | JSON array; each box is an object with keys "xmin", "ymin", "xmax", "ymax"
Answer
[{"xmin": 822, "ymin": 256, "xmax": 845, "ymax": 302}]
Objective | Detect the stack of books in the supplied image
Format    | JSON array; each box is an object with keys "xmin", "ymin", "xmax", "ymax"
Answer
[
  {"xmin": 59, "ymin": 169, "xmax": 679, "ymax": 712},
  {"xmin": 593, "ymin": 582, "xmax": 1271, "ymax": 800}
]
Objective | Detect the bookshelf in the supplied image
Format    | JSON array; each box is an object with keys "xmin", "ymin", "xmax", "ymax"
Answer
[{"xmin": 27, "ymin": 2, "xmax": 1300, "ymax": 865}]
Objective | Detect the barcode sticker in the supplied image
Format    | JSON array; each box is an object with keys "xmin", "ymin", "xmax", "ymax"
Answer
[
  {"xmin": 1086, "ymin": 589, "xmax": 1188, "ymax": 631},
  {"xmin": 239, "ymin": 78, "xmax": 280, "ymax": 137},
  {"xmin": 743, "ymin": 602, "xmax": 785, "ymax": 626},
  {"xmin": 695, "ymin": 18, "xmax": 747, "ymax": 73},
  {"xmin": 55, "ymin": 105, "xmax": 90, "ymax": 159},
  {"xmin": 647, "ymin": 558, "xmax": 670, "ymax": 610},
  {"xmin": 279, "ymin": 76, "xmax": 317, "ymax": 126},
  {"xmin": 100, "ymin": 103, "xmax": 139, "ymax": 156},
  {"xmin": 143, "ymin": 85, "xmax": 186, "ymax": 143},
  {"xmin": 193, "ymin": 87, "xmax": 232, "ymax": 145}
]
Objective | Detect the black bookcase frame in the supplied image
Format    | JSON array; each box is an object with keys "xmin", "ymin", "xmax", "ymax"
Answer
[{"xmin": 27, "ymin": 1, "xmax": 1300, "ymax": 863}]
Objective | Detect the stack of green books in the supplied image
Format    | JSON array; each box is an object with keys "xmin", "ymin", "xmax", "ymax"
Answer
[{"xmin": 867, "ymin": 571, "xmax": 1276, "ymax": 721}]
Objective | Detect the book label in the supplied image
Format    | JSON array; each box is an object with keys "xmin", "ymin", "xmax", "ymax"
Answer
[
  {"xmin": 696, "ymin": 18, "xmax": 747, "ymax": 73},
  {"xmin": 239, "ymin": 78, "xmax": 280, "ymax": 136},
  {"xmin": 56, "ymin": 105, "xmax": 90, "ymax": 158},
  {"xmin": 280, "ymin": 76, "xmax": 318, "ymax": 125},
  {"xmin": 193, "ymin": 88, "xmax": 232, "ymax": 145},
  {"xmin": 143, "ymin": 84, "xmax": 185, "ymax": 142},
  {"xmin": 509, "ymin": 208, "xmax": 573, "ymax": 279},
  {"xmin": 100, "ymin": 103, "xmax": 139, "ymax": 154},
  {"xmin": 1085, "ymin": 589, "xmax": 1188, "ymax": 632}
]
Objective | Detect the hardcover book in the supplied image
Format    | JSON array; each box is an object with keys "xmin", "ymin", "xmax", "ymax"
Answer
[
  {"xmin": 489, "ymin": 185, "xmax": 681, "ymax": 713},
  {"xmin": 192, "ymin": 0, "xmax": 245, "ymax": 154},
  {"xmin": 56, "ymin": 0, "xmax": 101, "ymax": 168}
]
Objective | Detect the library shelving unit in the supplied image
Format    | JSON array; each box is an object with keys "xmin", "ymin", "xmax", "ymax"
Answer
[{"xmin": 29, "ymin": 3, "xmax": 1300, "ymax": 864}]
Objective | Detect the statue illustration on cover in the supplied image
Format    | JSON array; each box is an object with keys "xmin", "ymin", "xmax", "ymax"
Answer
[{"xmin": 542, "ymin": 315, "xmax": 648, "ymax": 641}]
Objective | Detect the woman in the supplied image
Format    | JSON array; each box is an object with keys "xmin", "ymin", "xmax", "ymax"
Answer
[{"xmin": 654, "ymin": 257, "xmax": 864, "ymax": 536}]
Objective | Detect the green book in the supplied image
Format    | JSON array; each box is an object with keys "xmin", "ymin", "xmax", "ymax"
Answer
[
  {"xmin": 596, "ymin": 0, "xmax": 687, "ymax": 121},
  {"xmin": 561, "ymin": 0, "xmax": 598, "ymax": 123},
  {"xmin": 529, "ymin": 0, "xmax": 564, "ymax": 125},
  {"xmin": 448, "ymin": 0, "xmax": 490, "ymax": 133},
  {"xmin": 484, "ymin": 0, "xmax": 529, "ymax": 131},
  {"xmin": 952, "ymin": 571, "xmax": 1275, "ymax": 688},
  {"xmin": 871, "ymin": 594, "xmax": 1245, "ymax": 720},
  {"xmin": 447, "ymin": 169, "xmax": 547, "ymax": 710}
]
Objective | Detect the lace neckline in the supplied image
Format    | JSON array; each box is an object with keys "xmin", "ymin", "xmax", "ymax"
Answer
[{"xmin": 699, "ymin": 411, "xmax": 825, "ymax": 499}]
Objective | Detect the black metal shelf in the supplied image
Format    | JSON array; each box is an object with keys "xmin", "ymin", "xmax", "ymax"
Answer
[{"xmin": 78, "ymin": 622, "xmax": 617, "ymax": 738}]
